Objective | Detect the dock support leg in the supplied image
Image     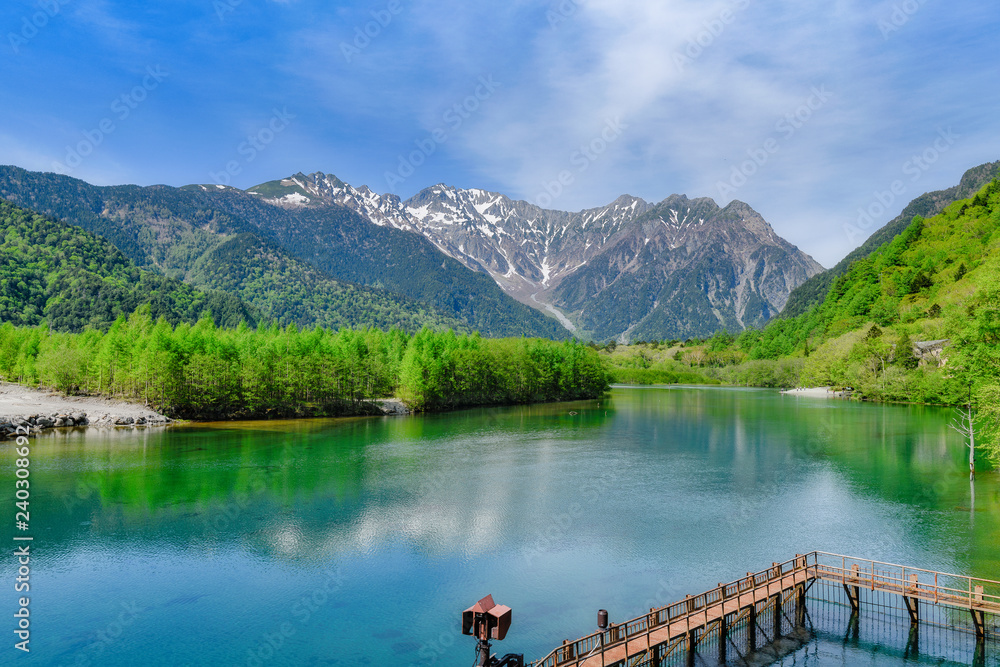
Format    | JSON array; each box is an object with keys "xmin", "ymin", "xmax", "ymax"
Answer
[
  {"xmin": 748, "ymin": 604, "xmax": 758, "ymax": 654},
  {"xmin": 686, "ymin": 629, "xmax": 697, "ymax": 667},
  {"xmin": 903, "ymin": 624, "xmax": 919, "ymax": 660},
  {"xmin": 718, "ymin": 614, "xmax": 728, "ymax": 665},
  {"xmin": 904, "ymin": 596, "xmax": 919, "ymax": 626},
  {"xmin": 650, "ymin": 643, "xmax": 661, "ymax": 667},
  {"xmin": 973, "ymin": 635, "xmax": 986, "ymax": 667},
  {"xmin": 772, "ymin": 593, "xmax": 782, "ymax": 641},
  {"xmin": 795, "ymin": 584, "xmax": 806, "ymax": 629},
  {"xmin": 844, "ymin": 611, "xmax": 859, "ymax": 644},
  {"xmin": 971, "ymin": 608, "xmax": 986, "ymax": 640},
  {"xmin": 843, "ymin": 584, "xmax": 860, "ymax": 613}
]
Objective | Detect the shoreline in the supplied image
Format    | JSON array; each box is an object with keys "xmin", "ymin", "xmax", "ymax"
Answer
[
  {"xmin": 0, "ymin": 383, "xmax": 419, "ymax": 439},
  {"xmin": 0, "ymin": 382, "xmax": 171, "ymax": 439}
]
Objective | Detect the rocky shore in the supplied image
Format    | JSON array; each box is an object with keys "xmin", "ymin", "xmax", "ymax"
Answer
[
  {"xmin": 0, "ymin": 411, "xmax": 172, "ymax": 440},
  {"xmin": 0, "ymin": 382, "xmax": 172, "ymax": 439},
  {"xmin": 375, "ymin": 398, "xmax": 412, "ymax": 415}
]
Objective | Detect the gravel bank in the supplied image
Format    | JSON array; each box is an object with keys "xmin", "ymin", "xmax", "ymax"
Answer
[{"xmin": 0, "ymin": 382, "xmax": 170, "ymax": 439}]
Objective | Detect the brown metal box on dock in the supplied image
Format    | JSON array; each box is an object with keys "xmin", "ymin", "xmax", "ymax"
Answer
[{"xmin": 463, "ymin": 594, "xmax": 513, "ymax": 641}]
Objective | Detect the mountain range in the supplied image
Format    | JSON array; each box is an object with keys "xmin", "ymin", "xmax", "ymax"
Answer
[
  {"xmin": 13, "ymin": 161, "xmax": 1000, "ymax": 344},
  {"xmin": 0, "ymin": 165, "xmax": 827, "ymax": 341},
  {"xmin": 0, "ymin": 166, "xmax": 561, "ymax": 338},
  {"xmin": 247, "ymin": 172, "xmax": 824, "ymax": 340}
]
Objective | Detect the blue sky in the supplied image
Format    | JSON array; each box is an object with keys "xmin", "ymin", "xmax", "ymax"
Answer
[{"xmin": 1, "ymin": 0, "xmax": 999, "ymax": 267}]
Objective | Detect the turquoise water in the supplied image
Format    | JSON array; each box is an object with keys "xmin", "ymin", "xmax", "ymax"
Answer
[{"xmin": 1, "ymin": 386, "xmax": 997, "ymax": 666}]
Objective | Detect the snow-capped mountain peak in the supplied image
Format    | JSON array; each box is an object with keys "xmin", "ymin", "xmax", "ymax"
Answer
[{"xmin": 247, "ymin": 172, "xmax": 823, "ymax": 340}]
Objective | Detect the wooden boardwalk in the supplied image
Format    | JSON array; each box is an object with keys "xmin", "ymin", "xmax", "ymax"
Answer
[{"xmin": 530, "ymin": 552, "xmax": 1000, "ymax": 667}]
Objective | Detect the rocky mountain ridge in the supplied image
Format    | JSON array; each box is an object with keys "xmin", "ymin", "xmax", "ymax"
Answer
[{"xmin": 250, "ymin": 173, "xmax": 824, "ymax": 341}]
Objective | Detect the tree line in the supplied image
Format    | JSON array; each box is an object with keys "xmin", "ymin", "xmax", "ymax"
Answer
[{"xmin": 0, "ymin": 308, "xmax": 609, "ymax": 419}]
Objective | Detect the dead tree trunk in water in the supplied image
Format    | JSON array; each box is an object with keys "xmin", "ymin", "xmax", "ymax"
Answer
[{"xmin": 949, "ymin": 403, "xmax": 977, "ymax": 480}]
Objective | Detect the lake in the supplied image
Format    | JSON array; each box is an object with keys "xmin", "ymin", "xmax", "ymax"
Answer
[{"xmin": 2, "ymin": 386, "xmax": 998, "ymax": 666}]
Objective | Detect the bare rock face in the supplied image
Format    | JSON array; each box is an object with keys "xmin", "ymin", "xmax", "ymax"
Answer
[{"xmin": 258, "ymin": 173, "xmax": 824, "ymax": 341}]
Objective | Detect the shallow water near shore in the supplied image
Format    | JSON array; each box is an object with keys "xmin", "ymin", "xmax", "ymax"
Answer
[{"xmin": 1, "ymin": 386, "xmax": 997, "ymax": 666}]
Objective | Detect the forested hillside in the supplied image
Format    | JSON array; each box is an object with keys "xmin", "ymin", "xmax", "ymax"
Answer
[
  {"xmin": 781, "ymin": 160, "xmax": 1000, "ymax": 317},
  {"xmin": 185, "ymin": 233, "xmax": 470, "ymax": 332},
  {"xmin": 0, "ymin": 200, "xmax": 254, "ymax": 330},
  {"xmin": 730, "ymin": 179, "xmax": 1000, "ymax": 368}
]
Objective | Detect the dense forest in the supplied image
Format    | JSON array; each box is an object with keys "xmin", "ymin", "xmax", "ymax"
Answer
[
  {"xmin": 0, "ymin": 310, "xmax": 608, "ymax": 419},
  {"xmin": 0, "ymin": 200, "xmax": 255, "ymax": 330},
  {"xmin": 185, "ymin": 232, "xmax": 471, "ymax": 333}
]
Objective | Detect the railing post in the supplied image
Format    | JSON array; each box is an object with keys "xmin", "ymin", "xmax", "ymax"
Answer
[
  {"xmin": 647, "ymin": 609, "xmax": 653, "ymax": 657},
  {"xmin": 559, "ymin": 639, "xmax": 572, "ymax": 665}
]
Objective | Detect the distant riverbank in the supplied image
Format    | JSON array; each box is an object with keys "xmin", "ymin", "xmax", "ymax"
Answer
[{"xmin": 781, "ymin": 386, "xmax": 830, "ymax": 397}]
